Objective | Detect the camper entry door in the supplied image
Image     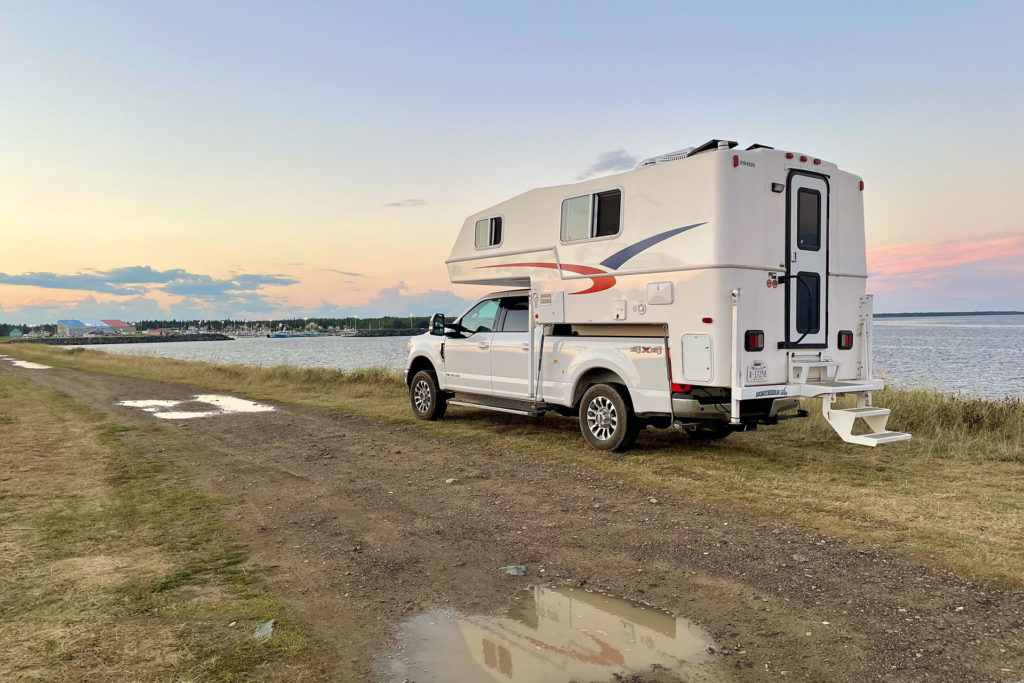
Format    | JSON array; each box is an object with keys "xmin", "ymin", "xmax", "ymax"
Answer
[{"xmin": 785, "ymin": 173, "xmax": 829, "ymax": 347}]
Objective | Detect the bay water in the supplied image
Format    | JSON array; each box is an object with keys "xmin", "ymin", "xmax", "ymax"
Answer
[{"xmin": 73, "ymin": 314, "xmax": 1024, "ymax": 399}]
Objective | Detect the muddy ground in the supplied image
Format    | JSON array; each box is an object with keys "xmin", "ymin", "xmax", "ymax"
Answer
[{"xmin": 3, "ymin": 362, "xmax": 1021, "ymax": 682}]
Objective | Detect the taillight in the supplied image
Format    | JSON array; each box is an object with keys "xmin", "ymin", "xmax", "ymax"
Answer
[
  {"xmin": 744, "ymin": 330, "xmax": 764, "ymax": 352},
  {"xmin": 666, "ymin": 348, "xmax": 691, "ymax": 393},
  {"xmin": 733, "ymin": 154, "xmax": 739, "ymax": 167},
  {"xmin": 838, "ymin": 330, "xmax": 854, "ymax": 349}
]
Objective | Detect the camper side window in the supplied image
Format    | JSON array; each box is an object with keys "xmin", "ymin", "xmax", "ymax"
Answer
[
  {"xmin": 560, "ymin": 190, "xmax": 621, "ymax": 242},
  {"xmin": 474, "ymin": 217, "xmax": 503, "ymax": 249}
]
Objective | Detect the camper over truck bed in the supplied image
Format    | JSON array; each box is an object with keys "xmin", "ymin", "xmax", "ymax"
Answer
[{"xmin": 406, "ymin": 139, "xmax": 910, "ymax": 451}]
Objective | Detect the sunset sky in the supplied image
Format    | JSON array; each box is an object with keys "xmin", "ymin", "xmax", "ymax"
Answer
[{"xmin": 2, "ymin": 1, "xmax": 1022, "ymax": 324}]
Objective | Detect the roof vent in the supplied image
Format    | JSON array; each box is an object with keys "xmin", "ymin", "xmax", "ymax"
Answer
[{"xmin": 637, "ymin": 139, "xmax": 739, "ymax": 167}]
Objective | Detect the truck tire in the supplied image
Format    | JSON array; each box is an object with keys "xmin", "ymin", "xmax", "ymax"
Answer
[
  {"xmin": 579, "ymin": 383, "xmax": 640, "ymax": 452},
  {"xmin": 410, "ymin": 370, "xmax": 447, "ymax": 421}
]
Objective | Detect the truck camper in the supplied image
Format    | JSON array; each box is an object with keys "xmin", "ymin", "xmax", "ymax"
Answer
[{"xmin": 406, "ymin": 139, "xmax": 910, "ymax": 451}]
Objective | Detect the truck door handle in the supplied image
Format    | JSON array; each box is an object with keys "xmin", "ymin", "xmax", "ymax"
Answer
[
  {"xmin": 521, "ymin": 343, "xmax": 530, "ymax": 350},
  {"xmin": 478, "ymin": 341, "xmax": 489, "ymax": 349}
]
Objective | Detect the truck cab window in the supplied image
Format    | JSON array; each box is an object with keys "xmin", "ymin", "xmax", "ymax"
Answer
[
  {"xmin": 499, "ymin": 297, "xmax": 529, "ymax": 332},
  {"xmin": 459, "ymin": 299, "xmax": 500, "ymax": 334}
]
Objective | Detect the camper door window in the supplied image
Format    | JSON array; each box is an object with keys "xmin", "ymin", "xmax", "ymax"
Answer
[
  {"xmin": 796, "ymin": 189, "xmax": 821, "ymax": 251},
  {"xmin": 560, "ymin": 189, "xmax": 622, "ymax": 242},
  {"xmin": 474, "ymin": 217, "xmax": 503, "ymax": 249}
]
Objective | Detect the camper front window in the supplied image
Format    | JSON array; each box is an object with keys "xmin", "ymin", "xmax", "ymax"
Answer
[
  {"xmin": 474, "ymin": 217, "xmax": 503, "ymax": 249},
  {"xmin": 560, "ymin": 189, "xmax": 621, "ymax": 242}
]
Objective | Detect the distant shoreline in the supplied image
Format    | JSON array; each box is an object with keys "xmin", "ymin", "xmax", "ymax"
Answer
[
  {"xmin": 11, "ymin": 333, "xmax": 233, "ymax": 345},
  {"xmin": 874, "ymin": 311, "xmax": 1022, "ymax": 318}
]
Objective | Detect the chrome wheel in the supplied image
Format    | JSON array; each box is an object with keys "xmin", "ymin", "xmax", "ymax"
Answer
[
  {"xmin": 413, "ymin": 379, "xmax": 431, "ymax": 413},
  {"xmin": 586, "ymin": 395, "xmax": 618, "ymax": 441}
]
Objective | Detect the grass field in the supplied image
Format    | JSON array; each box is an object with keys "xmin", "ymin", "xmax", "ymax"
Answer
[
  {"xmin": 0, "ymin": 370, "xmax": 317, "ymax": 681},
  {"xmin": 4, "ymin": 342, "xmax": 1023, "ymax": 590}
]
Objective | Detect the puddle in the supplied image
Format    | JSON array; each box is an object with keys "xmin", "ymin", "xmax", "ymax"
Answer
[
  {"xmin": 381, "ymin": 585, "xmax": 716, "ymax": 683},
  {"xmin": 118, "ymin": 394, "xmax": 275, "ymax": 419},
  {"xmin": 7, "ymin": 360, "xmax": 51, "ymax": 369}
]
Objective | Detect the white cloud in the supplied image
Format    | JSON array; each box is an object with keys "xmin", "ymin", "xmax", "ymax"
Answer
[{"xmin": 578, "ymin": 149, "xmax": 638, "ymax": 179}]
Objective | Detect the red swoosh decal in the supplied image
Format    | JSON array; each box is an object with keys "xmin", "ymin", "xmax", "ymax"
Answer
[
  {"xmin": 476, "ymin": 262, "xmax": 616, "ymax": 295},
  {"xmin": 515, "ymin": 631, "xmax": 626, "ymax": 667}
]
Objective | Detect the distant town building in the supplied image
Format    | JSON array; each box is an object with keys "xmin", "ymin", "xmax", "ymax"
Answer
[{"xmin": 57, "ymin": 319, "xmax": 136, "ymax": 337}]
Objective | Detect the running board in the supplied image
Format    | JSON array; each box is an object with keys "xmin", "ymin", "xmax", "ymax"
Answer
[
  {"xmin": 822, "ymin": 400, "xmax": 911, "ymax": 447},
  {"xmin": 447, "ymin": 395, "xmax": 546, "ymax": 417}
]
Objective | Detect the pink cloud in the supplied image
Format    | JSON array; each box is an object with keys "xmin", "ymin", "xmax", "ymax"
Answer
[
  {"xmin": 865, "ymin": 231, "xmax": 1024, "ymax": 310},
  {"xmin": 867, "ymin": 233, "xmax": 1024, "ymax": 279}
]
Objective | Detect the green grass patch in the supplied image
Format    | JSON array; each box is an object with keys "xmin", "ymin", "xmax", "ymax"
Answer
[{"xmin": 0, "ymin": 371, "xmax": 317, "ymax": 681}]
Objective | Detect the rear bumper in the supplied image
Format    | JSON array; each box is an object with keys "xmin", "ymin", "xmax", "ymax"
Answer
[
  {"xmin": 672, "ymin": 378, "xmax": 883, "ymax": 423},
  {"xmin": 673, "ymin": 396, "xmax": 800, "ymax": 422},
  {"xmin": 735, "ymin": 379, "xmax": 883, "ymax": 400}
]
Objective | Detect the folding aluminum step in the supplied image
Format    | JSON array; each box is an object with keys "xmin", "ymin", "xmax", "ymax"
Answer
[
  {"xmin": 788, "ymin": 354, "xmax": 839, "ymax": 384},
  {"xmin": 822, "ymin": 400, "xmax": 911, "ymax": 447},
  {"xmin": 856, "ymin": 431, "xmax": 913, "ymax": 445},
  {"xmin": 796, "ymin": 379, "xmax": 884, "ymax": 397}
]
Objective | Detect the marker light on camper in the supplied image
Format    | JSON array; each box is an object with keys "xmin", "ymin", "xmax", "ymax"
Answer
[
  {"xmin": 701, "ymin": 317, "xmax": 713, "ymax": 324},
  {"xmin": 838, "ymin": 330, "xmax": 854, "ymax": 350},
  {"xmin": 785, "ymin": 152, "xmax": 794, "ymax": 159},
  {"xmin": 799, "ymin": 155, "xmax": 808, "ymax": 162},
  {"xmin": 733, "ymin": 154, "xmax": 739, "ymax": 167},
  {"xmin": 859, "ymin": 180, "xmax": 864, "ymax": 191},
  {"xmin": 744, "ymin": 330, "xmax": 765, "ymax": 352},
  {"xmin": 813, "ymin": 158, "xmax": 821, "ymax": 165}
]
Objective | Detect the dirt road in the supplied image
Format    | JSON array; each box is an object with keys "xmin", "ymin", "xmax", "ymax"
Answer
[{"xmin": 4, "ymin": 361, "xmax": 1021, "ymax": 681}]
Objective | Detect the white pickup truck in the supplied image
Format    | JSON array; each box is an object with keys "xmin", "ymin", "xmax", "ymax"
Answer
[{"xmin": 405, "ymin": 289, "xmax": 763, "ymax": 451}]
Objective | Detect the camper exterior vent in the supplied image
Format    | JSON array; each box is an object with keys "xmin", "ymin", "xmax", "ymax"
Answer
[{"xmin": 637, "ymin": 139, "xmax": 739, "ymax": 168}]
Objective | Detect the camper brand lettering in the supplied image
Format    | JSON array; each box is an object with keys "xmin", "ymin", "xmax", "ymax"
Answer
[{"xmin": 755, "ymin": 388, "xmax": 789, "ymax": 398}]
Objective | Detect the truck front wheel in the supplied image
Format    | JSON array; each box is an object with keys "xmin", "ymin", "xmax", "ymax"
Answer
[
  {"xmin": 579, "ymin": 384, "xmax": 640, "ymax": 452},
  {"xmin": 410, "ymin": 370, "xmax": 447, "ymax": 421}
]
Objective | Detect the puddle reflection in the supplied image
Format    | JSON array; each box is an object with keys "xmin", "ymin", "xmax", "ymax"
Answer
[{"xmin": 383, "ymin": 585, "xmax": 715, "ymax": 682}]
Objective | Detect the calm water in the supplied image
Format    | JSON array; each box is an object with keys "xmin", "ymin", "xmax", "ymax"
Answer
[
  {"xmin": 873, "ymin": 314, "xmax": 1024, "ymax": 398},
  {"xmin": 75, "ymin": 315, "xmax": 1024, "ymax": 399}
]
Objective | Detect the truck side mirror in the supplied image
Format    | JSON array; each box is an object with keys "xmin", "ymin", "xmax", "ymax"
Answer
[{"xmin": 430, "ymin": 313, "xmax": 445, "ymax": 336}]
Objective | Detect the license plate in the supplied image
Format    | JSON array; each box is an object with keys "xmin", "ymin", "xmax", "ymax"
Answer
[{"xmin": 746, "ymin": 364, "xmax": 768, "ymax": 383}]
